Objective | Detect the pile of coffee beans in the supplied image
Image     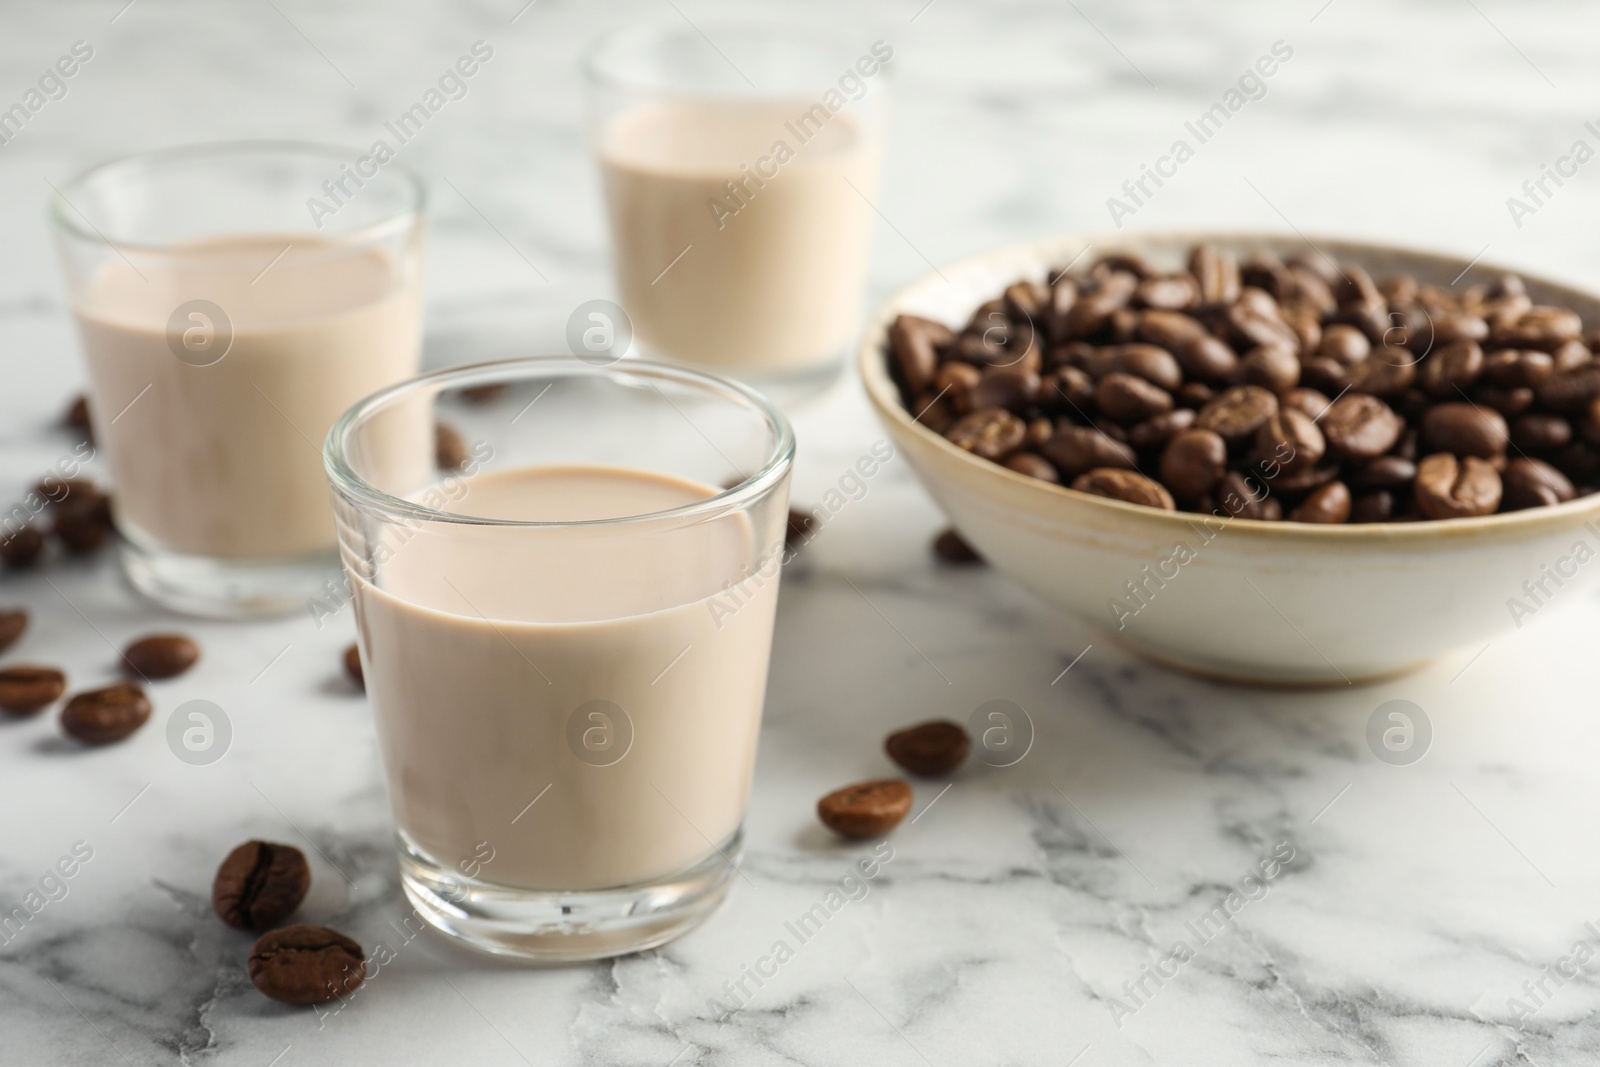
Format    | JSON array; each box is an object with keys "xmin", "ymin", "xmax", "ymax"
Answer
[
  {"xmin": 888, "ymin": 245, "xmax": 1600, "ymax": 522},
  {"xmin": 816, "ymin": 719, "xmax": 972, "ymax": 839},
  {"xmin": 1, "ymin": 474, "xmax": 115, "ymax": 567},
  {"xmin": 210, "ymin": 839, "xmax": 366, "ymax": 1006}
]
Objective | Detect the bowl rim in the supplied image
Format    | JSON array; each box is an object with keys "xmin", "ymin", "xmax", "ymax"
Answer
[{"xmin": 858, "ymin": 228, "xmax": 1600, "ymax": 543}]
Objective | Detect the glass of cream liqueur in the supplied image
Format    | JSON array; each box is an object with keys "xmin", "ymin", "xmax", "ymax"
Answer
[
  {"xmin": 325, "ymin": 357, "xmax": 794, "ymax": 959},
  {"xmin": 586, "ymin": 20, "xmax": 890, "ymax": 388},
  {"xmin": 51, "ymin": 142, "xmax": 425, "ymax": 617}
]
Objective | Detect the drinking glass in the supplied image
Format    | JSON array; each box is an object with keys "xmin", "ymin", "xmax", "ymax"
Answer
[
  {"xmin": 586, "ymin": 19, "xmax": 889, "ymax": 384},
  {"xmin": 324, "ymin": 356, "xmax": 793, "ymax": 959},
  {"xmin": 51, "ymin": 141, "xmax": 425, "ymax": 617}
]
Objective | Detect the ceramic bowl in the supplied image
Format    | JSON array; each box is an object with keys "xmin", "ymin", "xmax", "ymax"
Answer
[{"xmin": 859, "ymin": 232, "xmax": 1600, "ymax": 685}]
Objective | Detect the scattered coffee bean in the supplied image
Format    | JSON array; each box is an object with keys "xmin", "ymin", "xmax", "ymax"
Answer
[
  {"xmin": 121, "ymin": 634, "xmax": 199, "ymax": 679},
  {"xmin": 785, "ymin": 509, "xmax": 818, "ymax": 551},
  {"xmin": 885, "ymin": 721, "xmax": 970, "ymax": 777},
  {"xmin": 933, "ymin": 528, "xmax": 983, "ymax": 565},
  {"xmin": 64, "ymin": 394, "xmax": 93, "ymax": 442},
  {"xmin": 60, "ymin": 682, "xmax": 151, "ymax": 745},
  {"xmin": 817, "ymin": 779, "xmax": 913, "ymax": 839},
  {"xmin": 435, "ymin": 423, "xmax": 468, "ymax": 471},
  {"xmin": 0, "ymin": 666, "xmax": 66, "ymax": 716},
  {"xmin": 248, "ymin": 925, "xmax": 366, "ymax": 1006},
  {"xmin": 889, "ymin": 245, "xmax": 1597, "ymax": 521},
  {"xmin": 0, "ymin": 526, "xmax": 45, "ymax": 568},
  {"xmin": 343, "ymin": 643, "xmax": 364, "ymax": 690},
  {"xmin": 213, "ymin": 840, "xmax": 312, "ymax": 931},
  {"xmin": 52, "ymin": 492, "xmax": 113, "ymax": 553},
  {"xmin": 0, "ymin": 609, "xmax": 26, "ymax": 654},
  {"xmin": 459, "ymin": 383, "xmax": 508, "ymax": 404}
]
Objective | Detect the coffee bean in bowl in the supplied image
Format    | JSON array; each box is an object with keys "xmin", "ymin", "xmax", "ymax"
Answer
[
  {"xmin": 860, "ymin": 233, "xmax": 1600, "ymax": 684},
  {"xmin": 249, "ymin": 925, "xmax": 366, "ymax": 1006}
]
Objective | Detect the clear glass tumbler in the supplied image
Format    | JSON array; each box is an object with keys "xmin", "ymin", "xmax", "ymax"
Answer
[
  {"xmin": 324, "ymin": 357, "xmax": 794, "ymax": 959},
  {"xmin": 51, "ymin": 141, "xmax": 425, "ymax": 617},
  {"xmin": 586, "ymin": 19, "xmax": 890, "ymax": 385}
]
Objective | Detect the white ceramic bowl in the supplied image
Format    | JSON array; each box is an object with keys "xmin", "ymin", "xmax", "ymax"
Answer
[{"xmin": 860, "ymin": 232, "xmax": 1600, "ymax": 685}]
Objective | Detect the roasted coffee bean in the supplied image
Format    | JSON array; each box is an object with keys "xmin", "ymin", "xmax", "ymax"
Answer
[
  {"xmin": 1553, "ymin": 441, "xmax": 1600, "ymax": 484},
  {"xmin": 1188, "ymin": 245, "xmax": 1240, "ymax": 306},
  {"xmin": 1196, "ymin": 386, "xmax": 1278, "ymax": 444},
  {"xmin": 885, "ymin": 721, "xmax": 971, "ymax": 776},
  {"xmin": 1284, "ymin": 388, "xmax": 1332, "ymax": 421},
  {"xmin": 33, "ymin": 476, "xmax": 98, "ymax": 504},
  {"xmin": 1511, "ymin": 414, "xmax": 1572, "ymax": 452},
  {"xmin": 1290, "ymin": 265, "xmax": 1338, "ymax": 314},
  {"xmin": 1536, "ymin": 367, "xmax": 1600, "ymax": 412},
  {"xmin": 1554, "ymin": 339, "xmax": 1593, "ymax": 373},
  {"xmin": 53, "ymin": 493, "xmax": 113, "ymax": 553},
  {"xmin": 910, "ymin": 391, "xmax": 955, "ymax": 433},
  {"xmin": 1337, "ymin": 264, "xmax": 1385, "ymax": 310},
  {"xmin": 817, "ymin": 779, "xmax": 913, "ymax": 839},
  {"xmin": 1175, "ymin": 335, "xmax": 1239, "ymax": 383},
  {"xmin": 1488, "ymin": 273, "xmax": 1527, "ymax": 300},
  {"xmin": 1134, "ymin": 273, "xmax": 1200, "ymax": 310},
  {"xmin": 1255, "ymin": 408, "xmax": 1325, "ymax": 473},
  {"xmin": 1288, "ymin": 481, "xmax": 1352, "ymax": 523},
  {"xmin": 435, "ymin": 423, "xmax": 468, "ymax": 471},
  {"xmin": 1348, "ymin": 456, "xmax": 1416, "ymax": 491},
  {"xmin": 786, "ymin": 510, "xmax": 818, "ymax": 551},
  {"xmin": 1214, "ymin": 470, "xmax": 1275, "ymax": 519},
  {"xmin": 1483, "ymin": 349, "xmax": 1554, "ymax": 389},
  {"xmin": 932, "ymin": 528, "xmax": 983, "ymax": 565},
  {"xmin": 1318, "ymin": 323, "xmax": 1371, "ymax": 365},
  {"xmin": 1493, "ymin": 306, "xmax": 1583, "ymax": 351},
  {"xmin": 1226, "ymin": 294, "xmax": 1301, "ymax": 353},
  {"xmin": 1351, "ymin": 491, "xmax": 1395, "ymax": 523},
  {"xmin": 1095, "ymin": 372, "xmax": 1173, "ymax": 423},
  {"xmin": 1161, "ymin": 429, "xmax": 1228, "ymax": 500},
  {"xmin": 343, "ymin": 643, "xmax": 364, "ymax": 689},
  {"xmin": 1071, "ymin": 468, "xmax": 1176, "ymax": 510},
  {"xmin": 1239, "ymin": 345, "xmax": 1300, "ymax": 394},
  {"xmin": 121, "ymin": 634, "xmax": 199, "ymax": 680},
  {"xmin": 1475, "ymin": 384, "xmax": 1535, "ymax": 416},
  {"xmin": 1502, "ymin": 457, "xmax": 1576, "ymax": 510},
  {"xmin": 459, "ymin": 383, "xmax": 509, "ymax": 404},
  {"xmin": 1322, "ymin": 394, "xmax": 1404, "ymax": 462},
  {"xmin": 1002, "ymin": 452, "xmax": 1060, "ymax": 483},
  {"xmin": 1418, "ymin": 339, "xmax": 1484, "ymax": 397},
  {"xmin": 213, "ymin": 840, "xmax": 312, "ymax": 931},
  {"xmin": 1004, "ymin": 280, "xmax": 1049, "ymax": 323},
  {"xmin": 935, "ymin": 361, "xmax": 982, "ymax": 409},
  {"xmin": 1064, "ymin": 273, "xmax": 1137, "ymax": 338},
  {"xmin": 1176, "ymin": 381, "xmax": 1216, "ymax": 409},
  {"xmin": 1045, "ymin": 278, "xmax": 1079, "ymax": 339},
  {"xmin": 1126, "ymin": 409, "xmax": 1196, "ymax": 449},
  {"xmin": 1414, "ymin": 454, "xmax": 1502, "ymax": 519},
  {"xmin": 0, "ymin": 610, "xmax": 26, "ymax": 654},
  {"xmin": 1298, "ymin": 356, "xmax": 1348, "ymax": 395},
  {"xmin": 946, "ymin": 408, "xmax": 1026, "ymax": 462},
  {"xmin": 249, "ymin": 925, "xmax": 366, "ymax": 1006},
  {"xmin": 1106, "ymin": 344, "xmax": 1183, "ymax": 392},
  {"xmin": 970, "ymin": 367, "xmax": 1040, "ymax": 411},
  {"xmin": 0, "ymin": 666, "xmax": 66, "ymax": 716},
  {"xmin": 1347, "ymin": 348, "xmax": 1417, "ymax": 397},
  {"xmin": 0, "ymin": 526, "xmax": 44, "ymax": 568},
  {"xmin": 1241, "ymin": 254, "xmax": 1294, "ymax": 299},
  {"xmin": 1025, "ymin": 417, "xmax": 1054, "ymax": 450},
  {"xmin": 60, "ymin": 683, "xmax": 151, "ymax": 745},
  {"xmin": 1270, "ymin": 462, "xmax": 1340, "ymax": 495},
  {"xmin": 64, "ymin": 394, "xmax": 93, "ymax": 442},
  {"xmin": 1040, "ymin": 426, "xmax": 1137, "ymax": 479},
  {"xmin": 1090, "ymin": 418, "xmax": 1130, "ymax": 444},
  {"xmin": 1135, "ymin": 310, "xmax": 1208, "ymax": 352},
  {"xmin": 1042, "ymin": 366, "xmax": 1095, "ymax": 413},
  {"xmin": 1420, "ymin": 402, "xmax": 1509, "ymax": 458}
]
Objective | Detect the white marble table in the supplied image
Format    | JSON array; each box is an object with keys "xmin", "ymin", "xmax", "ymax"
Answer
[{"xmin": 5, "ymin": 0, "xmax": 1600, "ymax": 1064}]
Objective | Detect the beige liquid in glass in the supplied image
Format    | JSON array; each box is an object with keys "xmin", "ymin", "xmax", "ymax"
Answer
[
  {"xmin": 599, "ymin": 99, "xmax": 878, "ymax": 372},
  {"xmin": 72, "ymin": 235, "xmax": 421, "ymax": 559},
  {"xmin": 353, "ymin": 465, "xmax": 779, "ymax": 891}
]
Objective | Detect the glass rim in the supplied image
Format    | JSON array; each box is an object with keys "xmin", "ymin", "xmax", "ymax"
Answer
[
  {"xmin": 324, "ymin": 356, "xmax": 797, "ymax": 530},
  {"xmin": 583, "ymin": 17, "xmax": 883, "ymax": 100},
  {"xmin": 48, "ymin": 139, "xmax": 427, "ymax": 253}
]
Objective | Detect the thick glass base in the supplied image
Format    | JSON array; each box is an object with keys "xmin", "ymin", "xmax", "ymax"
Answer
[
  {"xmin": 398, "ymin": 829, "xmax": 741, "ymax": 961},
  {"xmin": 119, "ymin": 537, "xmax": 338, "ymax": 619}
]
